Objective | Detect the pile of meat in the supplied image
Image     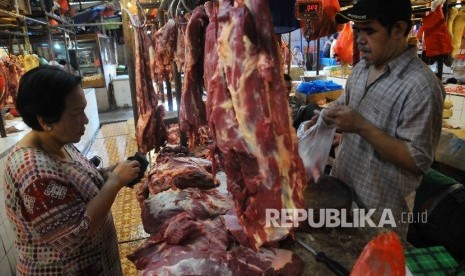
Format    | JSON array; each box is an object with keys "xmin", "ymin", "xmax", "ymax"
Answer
[
  {"xmin": 0, "ymin": 55, "xmax": 22, "ymax": 108},
  {"xmin": 130, "ymin": 147, "xmax": 304, "ymax": 275}
]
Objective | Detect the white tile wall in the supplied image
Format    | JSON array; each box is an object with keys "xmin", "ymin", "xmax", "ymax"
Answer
[
  {"xmin": 95, "ymin": 87, "xmax": 110, "ymax": 112},
  {"xmin": 0, "ymin": 155, "xmax": 15, "ymax": 275}
]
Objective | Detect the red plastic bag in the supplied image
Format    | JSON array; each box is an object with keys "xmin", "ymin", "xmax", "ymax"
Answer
[
  {"xmin": 350, "ymin": 232, "xmax": 405, "ymax": 276},
  {"xmin": 418, "ymin": 7, "xmax": 453, "ymax": 57},
  {"xmin": 334, "ymin": 23, "xmax": 353, "ymax": 65},
  {"xmin": 298, "ymin": 0, "xmax": 342, "ymax": 41}
]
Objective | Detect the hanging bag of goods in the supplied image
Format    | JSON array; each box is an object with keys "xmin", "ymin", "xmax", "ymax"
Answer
[
  {"xmin": 334, "ymin": 23, "xmax": 354, "ymax": 65},
  {"xmin": 418, "ymin": 6, "xmax": 453, "ymax": 57},
  {"xmin": 297, "ymin": 0, "xmax": 342, "ymax": 40}
]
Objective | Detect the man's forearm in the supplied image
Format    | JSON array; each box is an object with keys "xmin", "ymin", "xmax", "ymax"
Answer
[{"xmin": 358, "ymin": 120, "xmax": 422, "ymax": 176}]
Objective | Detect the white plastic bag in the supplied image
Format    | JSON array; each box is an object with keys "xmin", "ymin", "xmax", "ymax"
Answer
[{"xmin": 297, "ymin": 110, "xmax": 336, "ymax": 181}]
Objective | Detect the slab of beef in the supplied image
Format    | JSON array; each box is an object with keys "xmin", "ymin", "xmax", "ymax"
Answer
[
  {"xmin": 141, "ymin": 187, "xmax": 232, "ymax": 235},
  {"xmin": 134, "ymin": 24, "xmax": 166, "ymax": 154},
  {"xmin": 146, "ymin": 156, "xmax": 217, "ymax": 195},
  {"xmin": 153, "ymin": 19, "xmax": 178, "ymax": 84},
  {"xmin": 156, "ymin": 145, "xmax": 189, "ymax": 161},
  {"xmin": 173, "ymin": 15, "xmax": 187, "ymax": 72},
  {"xmin": 204, "ymin": 0, "xmax": 307, "ymax": 250},
  {"xmin": 179, "ymin": 5, "xmax": 209, "ymax": 149},
  {"xmin": 128, "ymin": 217, "xmax": 229, "ymax": 271},
  {"xmin": 129, "ymin": 238, "xmax": 303, "ymax": 276},
  {"xmin": 0, "ymin": 57, "xmax": 22, "ymax": 107},
  {"xmin": 166, "ymin": 123, "xmax": 181, "ymax": 145}
]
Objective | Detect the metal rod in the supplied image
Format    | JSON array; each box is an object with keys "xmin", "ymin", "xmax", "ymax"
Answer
[
  {"xmin": 316, "ymin": 38, "xmax": 320, "ymax": 75},
  {"xmin": 65, "ymin": 22, "xmax": 124, "ymax": 27},
  {"xmin": 22, "ymin": 19, "xmax": 31, "ymax": 53},
  {"xmin": 166, "ymin": 80, "xmax": 173, "ymax": 111},
  {"xmin": 62, "ymin": 30, "xmax": 71, "ymax": 72},
  {"xmin": 0, "ymin": 30, "xmax": 26, "ymax": 37},
  {"xmin": 287, "ymin": 32, "xmax": 291, "ymax": 75},
  {"xmin": 0, "ymin": 9, "xmax": 47, "ymax": 25}
]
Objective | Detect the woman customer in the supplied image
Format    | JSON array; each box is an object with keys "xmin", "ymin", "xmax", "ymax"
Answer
[{"xmin": 3, "ymin": 66, "xmax": 141, "ymax": 275}]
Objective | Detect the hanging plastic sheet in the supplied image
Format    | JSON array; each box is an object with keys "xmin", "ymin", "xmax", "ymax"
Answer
[
  {"xmin": 298, "ymin": 0, "xmax": 342, "ymax": 41},
  {"xmin": 268, "ymin": 0, "xmax": 300, "ymax": 34}
]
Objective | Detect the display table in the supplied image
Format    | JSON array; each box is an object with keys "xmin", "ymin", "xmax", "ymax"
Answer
[{"xmin": 436, "ymin": 129, "xmax": 465, "ymax": 171}]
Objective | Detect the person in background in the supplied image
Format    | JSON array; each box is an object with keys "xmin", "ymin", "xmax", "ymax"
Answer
[
  {"xmin": 285, "ymin": 74, "xmax": 321, "ymax": 129},
  {"xmin": 291, "ymin": 46, "xmax": 304, "ymax": 66},
  {"xmin": 48, "ymin": 59, "xmax": 63, "ymax": 68},
  {"xmin": 58, "ymin": 59, "xmax": 74, "ymax": 73},
  {"xmin": 308, "ymin": 0, "xmax": 443, "ymax": 239},
  {"xmin": 4, "ymin": 66, "xmax": 141, "ymax": 275},
  {"xmin": 330, "ymin": 32, "xmax": 339, "ymax": 58},
  {"xmin": 323, "ymin": 35, "xmax": 335, "ymax": 58}
]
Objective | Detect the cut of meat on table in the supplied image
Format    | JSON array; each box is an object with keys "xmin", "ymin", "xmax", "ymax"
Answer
[
  {"xmin": 180, "ymin": 5, "xmax": 209, "ymax": 149},
  {"xmin": 134, "ymin": 22, "xmax": 166, "ymax": 154},
  {"xmin": 140, "ymin": 187, "xmax": 232, "ymax": 235},
  {"xmin": 145, "ymin": 155, "xmax": 217, "ymax": 195},
  {"xmin": 128, "ymin": 232, "xmax": 304, "ymax": 276},
  {"xmin": 204, "ymin": 0, "xmax": 307, "ymax": 250}
]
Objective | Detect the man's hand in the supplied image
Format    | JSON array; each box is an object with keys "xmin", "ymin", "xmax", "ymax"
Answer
[
  {"xmin": 303, "ymin": 111, "xmax": 321, "ymax": 131},
  {"xmin": 323, "ymin": 105, "xmax": 367, "ymax": 133}
]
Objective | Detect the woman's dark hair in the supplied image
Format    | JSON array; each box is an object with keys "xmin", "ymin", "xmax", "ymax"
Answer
[{"xmin": 15, "ymin": 66, "xmax": 82, "ymax": 131}]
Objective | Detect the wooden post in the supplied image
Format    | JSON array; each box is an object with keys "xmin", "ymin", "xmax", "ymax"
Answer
[
  {"xmin": 172, "ymin": 61, "xmax": 187, "ymax": 147},
  {"xmin": 165, "ymin": 80, "xmax": 173, "ymax": 111},
  {"xmin": 353, "ymin": 30, "xmax": 360, "ymax": 66},
  {"xmin": 121, "ymin": 0, "xmax": 138, "ymax": 124},
  {"xmin": 288, "ymin": 32, "xmax": 291, "ymax": 75}
]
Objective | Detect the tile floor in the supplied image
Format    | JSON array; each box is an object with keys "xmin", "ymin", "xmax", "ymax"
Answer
[{"xmin": 86, "ymin": 120, "xmax": 149, "ymax": 276}]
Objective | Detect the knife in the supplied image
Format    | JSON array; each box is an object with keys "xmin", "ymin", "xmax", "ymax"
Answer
[{"xmin": 296, "ymin": 237, "xmax": 350, "ymax": 276}]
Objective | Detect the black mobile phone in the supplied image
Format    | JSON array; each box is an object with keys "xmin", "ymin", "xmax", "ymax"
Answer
[{"xmin": 126, "ymin": 152, "xmax": 149, "ymax": 187}]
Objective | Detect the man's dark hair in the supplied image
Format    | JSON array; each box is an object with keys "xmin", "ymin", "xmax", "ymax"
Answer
[
  {"xmin": 378, "ymin": 15, "xmax": 412, "ymax": 36},
  {"xmin": 284, "ymin": 74, "xmax": 292, "ymax": 82},
  {"xmin": 16, "ymin": 66, "xmax": 82, "ymax": 131},
  {"xmin": 58, "ymin": 59, "xmax": 67, "ymax": 66}
]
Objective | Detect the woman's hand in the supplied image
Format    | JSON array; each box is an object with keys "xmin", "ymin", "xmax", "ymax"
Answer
[{"xmin": 108, "ymin": 160, "xmax": 140, "ymax": 189}]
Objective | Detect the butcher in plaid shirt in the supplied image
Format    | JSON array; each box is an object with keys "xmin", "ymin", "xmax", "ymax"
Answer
[{"xmin": 320, "ymin": 0, "xmax": 444, "ymax": 238}]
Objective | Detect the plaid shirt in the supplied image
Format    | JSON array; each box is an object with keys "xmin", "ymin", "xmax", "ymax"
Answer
[
  {"xmin": 331, "ymin": 47, "xmax": 444, "ymax": 238},
  {"xmin": 4, "ymin": 144, "xmax": 122, "ymax": 275}
]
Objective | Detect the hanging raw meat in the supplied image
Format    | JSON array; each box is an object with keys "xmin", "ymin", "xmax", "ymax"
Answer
[
  {"xmin": 173, "ymin": 15, "xmax": 187, "ymax": 72},
  {"xmin": 179, "ymin": 6, "xmax": 209, "ymax": 149},
  {"xmin": 0, "ymin": 56, "xmax": 22, "ymax": 108},
  {"xmin": 134, "ymin": 23, "xmax": 167, "ymax": 153},
  {"xmin": 153, "ymin": 19, "xmax": 178, "ymax": 84},
  {"xmin": 205, "ymin": 0, "xmax": 307, "ymax": 250}
]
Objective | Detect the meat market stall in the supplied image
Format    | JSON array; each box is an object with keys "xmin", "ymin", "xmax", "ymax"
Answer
[
  {"xmin": 120, "ymin": 0, "xmax": 416, "ymax": 275},
  {"xmin": 112, "ymin": 0, "xmax": 465, "ymax": 274}
]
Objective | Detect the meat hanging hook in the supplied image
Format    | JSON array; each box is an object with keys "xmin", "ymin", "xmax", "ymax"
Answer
[
  {"xmin": 168, "ymin": 0, "xmax": 179, "ymax": 19},
  {"xmin": 118, "ymin": 0, "xmax": 146, "ymax": 28}
]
